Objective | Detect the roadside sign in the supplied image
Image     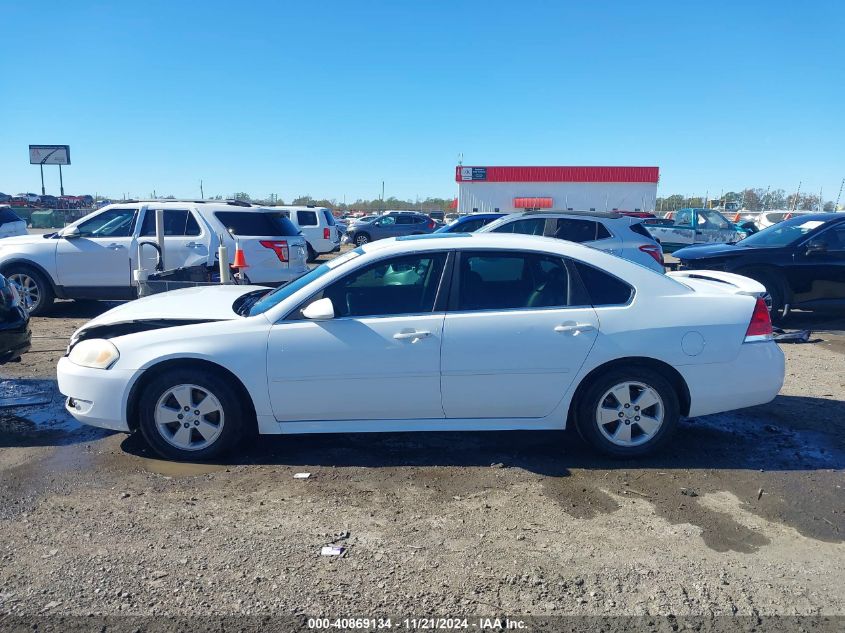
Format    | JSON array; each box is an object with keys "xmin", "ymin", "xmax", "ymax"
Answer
[{"xmin": 29, "ymin": 145, "xmax": 71, "ymax": 165}]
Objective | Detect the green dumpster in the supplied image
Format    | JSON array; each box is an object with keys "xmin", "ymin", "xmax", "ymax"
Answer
[{"xmin": 30, "ymin": 210, "xmax": 59, "ymax": 228}]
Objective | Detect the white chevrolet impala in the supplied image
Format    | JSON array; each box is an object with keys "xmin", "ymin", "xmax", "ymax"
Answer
[{"xmin": 57, "ymin": 233, "xmax": 784, "ymax": 461}]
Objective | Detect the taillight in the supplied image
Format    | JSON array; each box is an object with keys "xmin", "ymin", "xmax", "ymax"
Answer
[
  {"xmin": 259, "ymin": 240, "xmax": 289, "ymax": 263},
  {"xmin": 323, "ymin": 228, "xmax": 330, "ymax": 239},
  {"xmin": 744, "ymin": 297, "xmax": 773, "ymax": 342},
  {"xmin": 427, "ymin": 221, "xmax": 435, "ymax": 230},
  {"xmin": 638, "ymin": 243, "xmax": 664, "ymax": 266}
]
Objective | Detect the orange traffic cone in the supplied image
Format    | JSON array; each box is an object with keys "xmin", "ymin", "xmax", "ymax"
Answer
[
  {"xmin": 232, "ymin": 241, "xmax": 249, "ymax": 269},
  {"xmin": 732, "ymin": 212, "xmax": 741, "ymax": 222}
]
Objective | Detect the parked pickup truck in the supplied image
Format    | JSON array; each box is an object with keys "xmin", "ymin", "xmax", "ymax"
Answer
[
  {"xmin": 644, "ymin": 208, "xmax": 750, "ymax": 253},
  {"xmin": 0, "ymin": 200, "xmax": 309, "ymax": 315}
]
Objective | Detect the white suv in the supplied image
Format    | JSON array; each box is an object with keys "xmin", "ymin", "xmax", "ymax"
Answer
[
  {"xmin": 0, "ymin": 200, "xmax": 309, "ymax": 315},
  {"xmin": 478, "ymin": 211, "xmax": 665, "ymax": 273},
  {"xmin": 275, "ymin": 206, "xmax": 340, "ymax": 261}
]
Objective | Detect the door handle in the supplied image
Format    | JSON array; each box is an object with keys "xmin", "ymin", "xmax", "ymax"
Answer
[
  {"xmin": 393, "ymin": 330, "xmax": 431, "ymax": 342},
  {"xmin": 106, "ymin": 243, "xmax": 125, "ymax": 250},
  {"xmin": 185, "ymin": 241, "xmax": 204, "ymax": 248},
  {"xmin": 554, "ymin": 323, "xmax": 596, "ymax": 335}
]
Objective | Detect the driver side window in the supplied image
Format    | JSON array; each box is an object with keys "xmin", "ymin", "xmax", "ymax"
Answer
[
  {"xmin": 75, "ymin": 208, "xmax": 138, "ymax": 238},
  {"xmin": 315, "ymin": 253, "xmax": 447, "ymax": 318}
]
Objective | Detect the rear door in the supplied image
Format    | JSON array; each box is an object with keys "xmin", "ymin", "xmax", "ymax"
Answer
[
  {"xmin": 138, "ymin": 208, "xmax": 209, "ymax": 271},
  {"xmin": 440, "ymin": 250, "xmax": 599, "ymax": 419}
]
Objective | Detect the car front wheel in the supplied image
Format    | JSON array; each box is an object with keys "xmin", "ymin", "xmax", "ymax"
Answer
[
  {"xmin": 354, "ymin": 233, "xmax": 370, "ymax": 246},
  {"xmin": 5, "ymin": 266, "xmax": 54, "ymax": 316},
  {"xmin": 576, "ymin": 367, "xmax": 679, "ymax": 457},
  {"xmin": 138, "ymin": 368, "xmax": 246, "ymax": 461}
]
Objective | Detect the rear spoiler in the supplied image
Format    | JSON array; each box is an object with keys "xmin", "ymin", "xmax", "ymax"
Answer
[{"xmin": 667, "ymin": 270, "xmax": 767, "ymax": 297}]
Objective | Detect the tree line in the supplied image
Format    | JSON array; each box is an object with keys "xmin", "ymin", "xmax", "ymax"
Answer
[
  {"xmin": 657, "ymin": 188, "xmax": 838, "ymax": 214},
  {"xmin": 211, "ymin": 187, "xmax": 841, "ymax": 214}
]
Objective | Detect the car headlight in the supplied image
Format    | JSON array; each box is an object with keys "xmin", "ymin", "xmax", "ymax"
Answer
[{"xmin": 68, "ymin": 339, "xmax": 120, "ymax": 369}]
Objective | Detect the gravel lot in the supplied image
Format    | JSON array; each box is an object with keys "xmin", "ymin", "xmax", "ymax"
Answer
[{"xmin": 0, "ymin": 255, "xmax": 843, "ymax": 626}]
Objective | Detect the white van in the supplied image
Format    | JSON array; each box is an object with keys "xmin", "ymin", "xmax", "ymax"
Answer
[{"xmin": 276, "ymin": 206, "xmax": 340, "ymax": 261}]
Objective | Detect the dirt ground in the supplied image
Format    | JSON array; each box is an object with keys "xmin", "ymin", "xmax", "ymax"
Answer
[{"xmin": 0, "ymin": 262, "xmax": 843, "ymax": 627}]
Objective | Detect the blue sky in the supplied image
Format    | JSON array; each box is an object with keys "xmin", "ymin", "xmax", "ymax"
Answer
[{"xmin": 1, "ymin": 1, "xmax": 843, "ymax": 202}]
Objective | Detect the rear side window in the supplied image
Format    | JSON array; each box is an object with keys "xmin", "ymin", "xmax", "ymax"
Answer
[
  {"xmin": 573, "ymin": 261, "xmax": 633, "ymax": 306},
  {"xmin": 141, "ymin": 210, "xmax": 201, "ymax": 236},
  {"xmin": 321, "ymin": 210, "xmax": 336, "ymax": 226},
  {"xmin": 629, "ymin": 222, "xmax": 654, "ymax": 240},
  {"xmin": 492, "ymin": 218, "xmax": 545, "ymax": 236},
  {"xmin": 553, "ymin": 219, "xmax": 607, "ymax": 243},
  {"xmin": 215, "ymin": 212, "xmax": 300, "ymax": 237},
  {"xmin": 297, "ymin": 210, "xmax": 318, "ymax": 226},
  {"xmin": 457, "ymin": 251, "xmax": 573, "ymax": 311}
]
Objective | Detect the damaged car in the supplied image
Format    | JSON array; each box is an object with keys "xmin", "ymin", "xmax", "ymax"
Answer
[{"xmin": 58, "ymin": 233, "xmax": 784, "ymax": 461}]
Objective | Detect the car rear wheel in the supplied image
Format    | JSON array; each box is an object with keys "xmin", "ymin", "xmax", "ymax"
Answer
[
  {"xmin": 138, "ymin": 369, "xmax": 246, "ymax": 461},
  {"xmin": 576, "ymin": 367, "xmax": 679, "ymax": 457},
  {"xmin": 306, "ymin": 243, "xmax": 317, "ymax": 263},
  {"xmin": 5, "ymin": 266, "xmax": 54, "ymax": 316},
  {"xmin": 354, "ymin": 233, "xmax": 370, "ymax": 246}
]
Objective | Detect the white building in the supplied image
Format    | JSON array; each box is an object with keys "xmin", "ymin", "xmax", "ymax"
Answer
[{"xmin": 456, "ymin": 166, "xmax": 659, "ymax": 214}]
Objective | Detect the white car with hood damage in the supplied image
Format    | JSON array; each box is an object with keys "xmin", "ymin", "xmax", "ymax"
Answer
[{"xmin": 57, "ymin": 233, "xmax": 785, "ymax": 461}]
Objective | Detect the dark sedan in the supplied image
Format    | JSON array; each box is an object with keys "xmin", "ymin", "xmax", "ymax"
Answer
[
  {"xmin": 435, "ymin": 212, "xmax": 508, "ymax": 233},
  {"xmin": 0, "ymin": 274, "xmax": 31, "ymax": 363},
  {"xmin": 674, "ymin": 213, "xmax": 845, "ymax": 322}
]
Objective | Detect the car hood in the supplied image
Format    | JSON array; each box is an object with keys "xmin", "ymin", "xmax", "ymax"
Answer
[
  {"xmin": 673, "ymin": 243, "xmax": 745, "ymax": 259},
  {"xmin": 74, "ymin": 284, "xmax": 263, "ymax": 335},
  {"xmin": 0, "ymin": 233, "xmax": 60, "ymax": 246}
]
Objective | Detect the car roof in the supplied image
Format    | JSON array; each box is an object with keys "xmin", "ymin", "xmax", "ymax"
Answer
[{"xmin": 510, "ymin": 209, "xmax": 625, "ymax": 220}]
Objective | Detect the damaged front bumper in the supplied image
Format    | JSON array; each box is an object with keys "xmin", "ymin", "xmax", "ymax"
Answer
[{"xmin": 57, "ymin": 356, "xmax": 138, "ymax": 432}]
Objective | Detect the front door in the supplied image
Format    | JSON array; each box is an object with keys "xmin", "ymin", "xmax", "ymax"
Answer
[
  {"xmin": 267, "ymin": 251, "xmax": 449, "ymax": 422},
  {"xmin": 441, "ymin": 250, "xmax": 599, "ymax": 419},
  {"xmin": 792, "ymin": 224, "xmax": 845, "ymax": 307},
  {"xmin": 55, "ymin": 207, "xmax": 138, "ymax": 292}
]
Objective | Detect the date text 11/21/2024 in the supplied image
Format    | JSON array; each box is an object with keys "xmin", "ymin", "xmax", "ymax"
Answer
[{"xmin": 307, "ymin": 617, "xmax": 528, "ymax": 630}]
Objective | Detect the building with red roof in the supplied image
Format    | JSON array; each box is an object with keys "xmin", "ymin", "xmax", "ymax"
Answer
[{"xmin": 455, "ymin": 166, "xmax": 659, "ymax": 214}]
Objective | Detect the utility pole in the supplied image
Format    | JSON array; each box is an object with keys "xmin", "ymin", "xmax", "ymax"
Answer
[
  {"xmin": 200, "ymin": 180, "xmax": 204, "ymax": 199},
  {"xmin": 834, "ymin": 178, "xmax": 844, "ymax": 211},
  {"xmin": 792, "ymin": 181, "xmax": 802, "ymax": 211},
  {"xmin": 40, "ymin": 164, "xmax": 45, "ymax": 196},
  {"xmin": 59, "ymin": 165, "xmax": 64, "ymax": 196},
  {"xmin": 381, "ymin": 181, "xmax": 385, "ymax": 213}
]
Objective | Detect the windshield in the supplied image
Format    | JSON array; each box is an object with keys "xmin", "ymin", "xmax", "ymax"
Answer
[
  {"xmin": 247, "ymin": 247, "xmax": 364, "ymax": 316},
  {"xmin": 739, "ymin": 216, "xmax": 829, "ymax": 248}
]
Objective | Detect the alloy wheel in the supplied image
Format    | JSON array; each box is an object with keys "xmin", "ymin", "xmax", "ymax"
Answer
[
  {"xmin": 8, "ymin": 273, "xmax": 40, "ymax": 312},
  {"xmin": 595, "ymin": 381, "xmax": 664, "ymax": 447},
  {"xmin": 155, "ymin": 384, "xmax": 225, "ymax": 451}
]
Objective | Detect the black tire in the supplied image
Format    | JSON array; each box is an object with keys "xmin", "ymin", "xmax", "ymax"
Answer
[
  {"xmin": 4, "ymin": 265, "xmax": 55, "ymax": 316},
  {"xmin": 137, "ymin": 368, "xmax": 248, "ymax": 461},
  {"xmin": 306, "ymin": 243, "xmax": 317, "ymax": 263},
  {"xmin": 742, "ymin": 270, "xmax": 786, "ymax": 324},
  {"xmin": 575, "ymin": 366, "xmax": 680, "ymax": 458},
  {"xmin": 354, "ymin": 232, "xmax": 370, "ymax": 246}
]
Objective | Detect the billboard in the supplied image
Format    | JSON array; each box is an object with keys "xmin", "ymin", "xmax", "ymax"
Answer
[{"xmin": 29, "ymin": 145, "xmax": 71, "ymax": 165}]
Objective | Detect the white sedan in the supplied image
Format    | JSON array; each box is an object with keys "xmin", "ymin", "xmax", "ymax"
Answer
[{"xmin": 57, "ymin": 233, "xmax": 785, "ymax": 461}]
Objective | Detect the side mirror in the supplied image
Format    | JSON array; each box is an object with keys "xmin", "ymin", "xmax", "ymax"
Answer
[
  {"xmin": 62, "ymin": 226, "xmax": 81, "ymax": 239},
  {"xmin": 301, "ymin": 297, "xmax": 335, "ymax": 320},
  {"xmin": 805, "ymin": 239, "xmax": 827, "ymax": 256}
]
